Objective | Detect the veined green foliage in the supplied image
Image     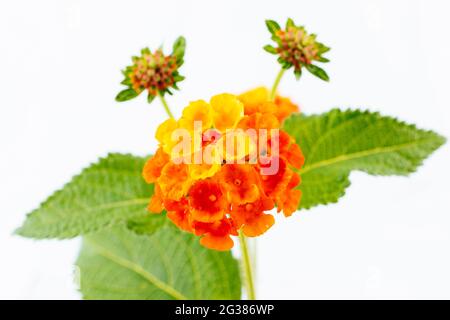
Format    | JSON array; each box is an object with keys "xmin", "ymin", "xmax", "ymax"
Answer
[
  {"xmin": 283, "ymin": 109, "xmax": 445, "ymax": 209},
  {"xmin": 77, "ymin": 224, "xmax": 241, "ymax": 300},
  {"xmin": 16, "ymin": 154, "xmax": 152, "ymax": 239}
]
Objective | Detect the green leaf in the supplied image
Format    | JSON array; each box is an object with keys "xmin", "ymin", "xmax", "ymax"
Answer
[
  {"xmin": 270, "ymin": 34, "xmax": 280, "ymax": 42},
  {"xmin": 317, "ymin": 56, "xmax": 330, "ymax": 63},
  {"xmin": 265, "ymin": 20, "xmax": 281, "ymax": 35},
  {"xmin": 286, "ymin": 18, "xmax": 295, "ymax": 29},
  {"xmin": 76, "ymin": 224, "xmax": 241, "ymax": 300},
  {"xmin": 277, "ymin": 57, "xmax": 292, "ymax": 69},
  {"xmin": 263, "ymin": 44, "xmax": 277, "ymax": 54},
  {"xmin": 147, "ymin": 93, "xmax": 155, "ymax": 104},
  {"xmin": 317, "ymin": 43, "xmax": 331, "ymax": 54},
  {"xmin": 16, "ymin": 154, "xmax": 152, "ymax": 239},
  {"xmin": 305, "ymin": 64, "xmax": 329, "ymax": 81},
  {"xmin": 115, "ymin": 88, "xmax": 139, "ymax": 102},
  {"xmin": 283, "ymin": 110, "xmax": 446, "ymax": 209},
  {"xmin": 127, "ymin": 214, "xmax": 167, "ymax": 235},
  {"xmin": 173, "ymin": 74, "xmax": 185, "ymax": 82},
  {"xmin": 141, "ymin": 47, "xmax": 151, "ymax": 55},
  {"xmin": 120, "ymin": 78, "xmax": 131, "ymax": 86},
  {"xmin": 294, "ymin": 68, "xmax": 302, "ymax": 80},
  {"xmin": 172, "ymin": 36, "xmax": 186, "ymax": 62}
]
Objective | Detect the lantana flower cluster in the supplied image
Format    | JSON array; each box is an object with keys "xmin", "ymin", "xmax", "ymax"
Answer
[{"xmin": 142, "ymin": 87, "xmax": 305, "ymax": 250}]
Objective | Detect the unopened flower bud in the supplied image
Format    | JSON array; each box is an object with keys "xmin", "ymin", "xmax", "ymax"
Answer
[
  {"xmin": 264, "ymin": 19, "xmax": 330, "ymax": 81},
  {"xmin": 116, "ymin": 36, "xmax": 186, "ymax": 103}
]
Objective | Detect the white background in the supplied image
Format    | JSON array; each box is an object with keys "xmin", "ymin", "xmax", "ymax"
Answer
[{"xmin": 1, "ymin": 0, "xmax": 449, "ymax": 299}]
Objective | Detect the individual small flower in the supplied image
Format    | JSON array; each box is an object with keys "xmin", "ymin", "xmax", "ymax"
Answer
[
  {"xmin": 238, "ymin": 87, "xmax": 299, "ymax": 123},
  {"xmin": 157, "ymin": 162, "xmax": 192, "ymax": 201},
  {"xmin": 194, "ymin": 218, "xmax": 238, "ymax": 251},
  {"xmin": 189, "ymin": 179, "xmax": 228, "ymax": 222},
  {"xmin": 165, "ymin": 198, "xmax": 193, "ymax": 232},
  {"xmin": 218, "ymin": 130, "xmax": 257, "ymax": 163},
  {"xmin": 264, "ymin": 18, "xmax": 330, "ymax": 81},
  {"xmin": 237, "ymin": 112, "xmax": 280, "ymax": 131},
  {"xmin": 242, "ymin": 213, "xmax": 275, "ymax": 237},
  {"xmin": 210, "ymin": 94, "xmax": 244, "ymax": 132},
  {"xmin": 276, "ymin": 172, "xmax": 302, "ymax": 217},
  {"xmin": 178, "ymin": 100, "xmax": 213, "ymax": 132},
  {"xmin": 219, "ymin": 164, "xmax": 261, "ymax": 205},
  {"xmin": 259, "ymin": 157, "xmax": 292, "ymax": 197},
  {"xmin": 189, "ymin": 159, "xmax": 222, "ymax": 180},
  {"xmin": 230, "ymin": 195, "xmax": 275, "ymax": 237},
  {"xmin": 116, "ymin": 36, "xmax": 186, "ymax": 103},
  {"xmin": 142, "ymin": 147, "xmax": 170, "ymax": 183},
  {"xmin": 142, "ymin": 92, "xmax": 305, "ymax": 250},
  {"xmin": 274, "ymin": 96, "xmax": 299, "ymax": 123},
  {"xmin": 238, "ymin": 87, "xmax": 269, "ymax": 115},
  {"xmin": 268, "ymin": 130, "xmax": 305, "ymax": 169},
  {"xmin": 155, "ymin": 118, "xmax": 179, "ymax": 154},
  {"xmin": 148, "ymin": 184, "xmax": 164, "ymax": 213}
]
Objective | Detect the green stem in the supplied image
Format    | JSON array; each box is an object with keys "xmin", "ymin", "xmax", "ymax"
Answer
[
  {"xmin": 158, "ymin": 93, "xmax": 174, "ymax": 119},
  {"xmin": 269, "ymin": 68, "xmax": 285, "ymax": 101},
  {"xmin": 239, "ymin": 231, "xmax": 256, "ymax": 300}
]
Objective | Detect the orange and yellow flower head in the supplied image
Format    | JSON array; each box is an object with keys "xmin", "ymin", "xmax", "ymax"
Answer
[{"xmin": 142, "ymin": 90, "xmax": 304, "ymax": 250}]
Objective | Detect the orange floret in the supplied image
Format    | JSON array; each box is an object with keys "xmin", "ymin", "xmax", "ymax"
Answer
[
  {"xmin": 189, "ymin": 179, "xmax": 227, "ymax": 223},
  {"xmin": 277, "ymin": 189, "xmax": 302, "ymax": 217},
  {"xmin": 274, "ymin": 96, "xmax": 299, "ymax": 122},
  {"xmin": 230, "ymin": 194, "xmax": 275, "ymax": 237},
  {"xmin": 275, "ymin": 171, "xmax": 302, "ymax": 217},
  {"xmin": 142, "ymin": 148, "xmax": 170, "ymax": 183},
  {"xmin": 148, "ymin": 184, "xmax": 164, "ymax": 213},
  {"xmin": 243, "ymin": 214, "xmax": 275, "ymax": 237},
  {"xmin": 194, "ymin": 218, "xmax": 237, "ymax": 251},
  {"xmin": 238, "ymin": 87, "xmax": 299, "ymax": 122},
  {"xmin": 269, "ymin": 130, "xmax": 305, "ymax": 169},
  {"xmin": 237, "ymin": 112, "xmax": 280, "ymax": 131},
  {"xmin": 157, "ymin": 162, "xmax": 192, "ymax": 200},
  {"xmin": 218, "ymin": 164, "xmax": 261, "ymax": 205},
  {"xmin": 259, "ymin": 157, "xmax": 292, "ymax": 199},
  {"xmin": 165, "ymin": 198, "xmax": 193, "ymax": 232}
]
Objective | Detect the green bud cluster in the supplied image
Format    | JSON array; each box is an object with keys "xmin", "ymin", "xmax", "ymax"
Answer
[
  {"xmin": 264, "ymin": 18, "xmax": 330, "ymax": 81},
  {"xmin": 116, "ymin": 36, "xmax": 186, "ymax": 104}
]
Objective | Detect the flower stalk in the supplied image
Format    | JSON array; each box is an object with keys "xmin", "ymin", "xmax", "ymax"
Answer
[
  {"xmin": 158, "ymin": 93, "xmax": 174, "ymax": 119},
  {"xmin": 270, "ymin": 68, "xmax": 285, "ymax": 101},
  {"xmin": 239, "ymin": 231, "xmax": 256, "ymax": 300}
]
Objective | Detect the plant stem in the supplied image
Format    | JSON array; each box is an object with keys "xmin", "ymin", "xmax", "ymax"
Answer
[
  {"xmin": 239, "ymin": 231, "xmax": 256, "ymax": 300},
  {"xmin": 158, "ymin": 93, "xmax": 174, "ymax": 119},
  {"xmin": 269, "ymin": 68, "xmax": 285, "ymax": 101}
]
